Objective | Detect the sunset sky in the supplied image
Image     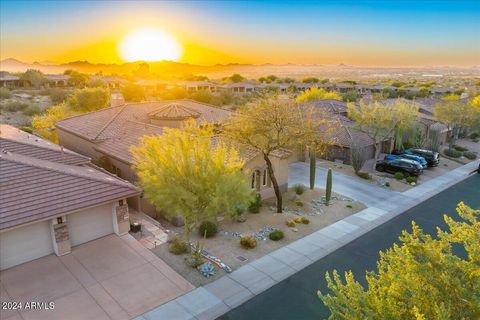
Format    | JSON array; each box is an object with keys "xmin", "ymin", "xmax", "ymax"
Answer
[{"xmin": 1, "ymin": 0, "xmax": 479, "ymax": 67}]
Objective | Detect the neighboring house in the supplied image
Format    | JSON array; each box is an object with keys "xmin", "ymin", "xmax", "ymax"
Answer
[
  {"xmin": 44, "ymin": 74, "xmax": 69, "ymax": 87},
  {"xmin": 55, "ymin": 100, "xmax": 289, "ymax": 219},
  {"xmin": 0, "ymin": 75, "xmax": 27, "ymax": 88},
  {"xmin": 0, "ymin": 124, "xmax": 140, "ymax": 270},
  {"xmin": 219, "ymin": 82, "xmax": 258, "ymax": 94},
  {"xmin": 183, "ymin": 81, "xmax": 218, "ymax": 92}
]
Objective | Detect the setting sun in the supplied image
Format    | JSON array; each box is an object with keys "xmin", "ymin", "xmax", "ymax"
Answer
[{"xmin": 119, "ymin": 27, "xmax": 182, "ymax": 62}]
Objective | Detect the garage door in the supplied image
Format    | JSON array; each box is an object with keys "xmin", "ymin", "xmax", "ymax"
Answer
[
  {"xmin": 68, "ymin": 203, "xmax": 114, "ymax": 246},
  {"xmin": 0, "ymin": 221, "xmax": 54, "ymax": 270}
]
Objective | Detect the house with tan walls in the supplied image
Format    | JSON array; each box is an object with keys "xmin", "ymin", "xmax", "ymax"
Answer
[
  {"xmin": 55, "ymin": 99, "xmax": 290, "ymax": 222},
  {"xmin": 0, "ymin": 124, "xmax": 140, "ymax": 270}
]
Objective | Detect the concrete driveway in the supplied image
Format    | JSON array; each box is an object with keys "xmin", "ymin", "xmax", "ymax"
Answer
[
  {"xmin": 288, "ymin": 162, "xmax": 401, "ymax": 207},
  {"xmin": 0, "ymin": 234, "xmax": 194, "ymax": 320}
]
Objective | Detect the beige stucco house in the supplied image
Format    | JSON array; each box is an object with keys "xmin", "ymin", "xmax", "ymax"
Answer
[
  {"xmin": 0, "ymin": 124, "xmax": 140, "ymax": 270},
  {"xmin": 55, "ymin": 99, "xmax": 290, "ymax": 220}
]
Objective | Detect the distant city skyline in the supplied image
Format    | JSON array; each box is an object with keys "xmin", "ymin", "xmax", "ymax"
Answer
[{"xmin": 1, "ymin": 0, "xmax": 479, "ymax": 67}]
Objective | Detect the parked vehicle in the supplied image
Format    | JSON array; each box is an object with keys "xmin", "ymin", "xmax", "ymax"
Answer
[
  {"xmin": 392, "ymin": 148, "xmax": 439, "ymax": 167},
  {"xmin": 376, "ymin": 158, "xmax": 424, "ymax": 176},
  {"xmin": 384, "ymin": 154, "xmax": 428, "ymax": 169}
]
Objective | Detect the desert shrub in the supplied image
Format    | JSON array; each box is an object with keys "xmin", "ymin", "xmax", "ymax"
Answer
[
  {"xmin": 296, "ymin": 201, "xmax": 304, "ymax": 207},
  {"xmin": 394, "ymin": 172, "xmax": 404, "ymax": 180},
  {"xmin": 293, "ymin": 183, "xmax": 307, "ymax": 195},
  {"xmin": 286, "ymin": 219, "xmax": 296, "ymax": 227},
  {"xmin": 470, "ymin": 132, "xmax": 479, "ymax": 139},
  {"xmin": 4, "ymin": 101, "xmax": 29, "ymax": 112},
  {"xmin": 346, "ymin": 204, "xmax": 353, "ymax": 208},
  {"xmin": 240, "ymin": 235, "xmax": 257, "ymax": 249},
  {"xmin": 385, "ymin": 181, "xmax": 391, "ymax": 187},
  {"xmin": 248, "ymin": 193, "xmax": 262, "ymax": 213},
  {"xmin": 121, "ymin": 84, "xmax": 145, "ymax": 102},
  {"xmin": 168, "ymin": 236, "xmax": 188, "ymax": 255},
  {"xmin": 19, "ymin": 126, "xmax": 33, "ymax": 133},
  {"xmin": 301, "ymin": 217, "xmax": 310, "ymax": 224},
  {"xmin": 40, "ymin": 88, "xmax": 71, "ymax": 104},
  {"xmin": 269, "ymin": 229, "xmax": 284, "ymax": 241},
  {"xmin": 294, "ymin": 216, "xmax": 303, "ymax": 224},
  {"xmin": 463, "ymin": 151, "xmax": 477, "ymax": 160},
  {"xmin": 357, "ymin": 171, "xmax": 371, "ymax": 180},
  {"xmin": 473, "ymin": 138, "xmax": 479, "ymax": 143},
  {"xmin": 198, "ymin": 220, "xmax": 218, "ymax": 238},
  {"xmin": 23, "ymin": 104, "xmax": 41, "ymax": 116},
  {"xmin": 406, "ymin": 176, "xmax": 418, "ymax": 184},
  {"xmin": 184, "ymin": 241, "xmax": 204, "ymax": 268},
  {"xmin": 453, "ymin": 145, "xmax": 468, "ymax": 152},
  {"xmin": 444, "ymin": 148, "xmax": 462, "ymax": 158},
  {"xmin": 0, "ymin": 87, "xmax": 12, "ymax": 99}
]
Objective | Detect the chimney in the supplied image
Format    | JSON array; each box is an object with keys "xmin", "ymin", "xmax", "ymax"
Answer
[{"xmin": 110, "ymin": 93, "xmax": 125, "ymax": 108}]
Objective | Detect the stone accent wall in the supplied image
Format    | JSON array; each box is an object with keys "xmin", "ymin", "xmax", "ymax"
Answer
[
  {"xmin": 115, "ymin": 205, "xmax": 129, "ymax": 223},
  {"xmin": 53, "ymin": 223, "xmax": 69, "ymax": 243}
]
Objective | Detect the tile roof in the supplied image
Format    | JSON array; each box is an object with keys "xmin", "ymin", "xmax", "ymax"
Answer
[
  {"xmin": 0, "ymin": 152, "xmax": 140, "ymax": 231},
  {"xmin": 56, "ymin": 99, "xmax": 233, "ymax": 141},
  {"xmin": 0, "ymin": 124, "xmax": 90, "ymax": 165},
  {"xmin": 95, "ymin": 121, "xmax": 164, "ymax": 164},
  {"xmin": 148, "ymin": 103, "xmax": 201, "ymax": 120}
]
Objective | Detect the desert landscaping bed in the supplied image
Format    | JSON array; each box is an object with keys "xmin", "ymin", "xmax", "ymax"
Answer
[{"xmin": 151, "ymin": 187, "xmax": 365, "ymax": 287}]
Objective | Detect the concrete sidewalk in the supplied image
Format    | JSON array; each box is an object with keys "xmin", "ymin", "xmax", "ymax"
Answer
[{"xmin": 137, "ymin": 160, "xmax": 479, "ymax": 320}]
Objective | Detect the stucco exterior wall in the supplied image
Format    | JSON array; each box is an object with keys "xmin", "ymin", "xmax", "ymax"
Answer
[{"xmin": 57, "ymin": 129, "xmax": 101, "ymax": 159}]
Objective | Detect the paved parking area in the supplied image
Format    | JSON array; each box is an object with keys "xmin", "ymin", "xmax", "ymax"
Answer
[{"xmin": 0, "ymin": 234, "xmax": 194, "ymax": 320}]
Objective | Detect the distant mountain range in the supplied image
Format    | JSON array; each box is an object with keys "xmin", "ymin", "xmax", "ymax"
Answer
[{"xmin": 1, "ymin": 58, "xmax": 478, "ymax": 79}]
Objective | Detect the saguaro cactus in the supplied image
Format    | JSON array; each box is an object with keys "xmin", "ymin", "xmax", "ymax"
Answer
[
  {"xmin": 325, "ymin": 168, "xmax": 332, "ymax": 205},
  {"xmin": 309, "ymin": 149, "xmax": 316, "ymax": 190}
]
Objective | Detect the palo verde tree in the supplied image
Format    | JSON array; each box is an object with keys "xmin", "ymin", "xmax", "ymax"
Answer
[
  {"xmin": 296, "ymin": 87, "xmax": 342, "ymax": 103},
  {"xmin": 434, "ymin": 95, "xmax": 480, "ymax": 150},
  {"xmin": 224, "ymin": 96, "xmax": 331, "ymax": 213},
  {"xmin": 347, "ymin": 99, "xmax": 418, "ymax": 172},
  {"xmin": 131, "ymin": 121, "xmax": 253, "ymax": 243},
  {"xmin": 318, "ymin": 202, "xmax": 480, "ymax": 320}
]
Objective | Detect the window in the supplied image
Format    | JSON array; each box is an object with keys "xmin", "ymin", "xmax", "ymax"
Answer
[
  {"xmin": 57, "ymin": 217, "xmax": 63, "ymax": 224},
  {"xmin": 262, "ymin": 169, "xmax": 267, "ymax": 186},
  {"xmin": 251, "ymin": 171, "xmax": 256, "ymax": 189}
]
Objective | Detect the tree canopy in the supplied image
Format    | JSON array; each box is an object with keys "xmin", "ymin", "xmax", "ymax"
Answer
[
  {"xmin": 347, "ymin": 99, "xmax": 418, "ymax": 170},
  {"xmin": 434, "ymin": 97, "xmax": 480, "ymax": 149},
  {"xmin": 131, "ymin": 121, "xmax": 253, "ymax": 242},
  {"xmin": 296, "ymin": 87, "xmax": 342, "ymax": 103},
  {"xmin": 20, "ymin": 69, "xmax": 46, "ymax": 88},
  {"xmin": 224, "ymin": 96, "xmax": 333, "ymax": 213},
  {"xmin": 121, "ymin": 83, "xmax": 145, "ymax": 102},
  {"xmin": 67, "ymin": 87, "xmax": 109, "ymax": 112},
  {"xmin": 319, "ymin": 202, "xmax": 480, "ymax": 320}
]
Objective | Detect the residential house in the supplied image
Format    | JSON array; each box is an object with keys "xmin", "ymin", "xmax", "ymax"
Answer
[
  {"xmin": 55, "ymin": 100, "xmax": 290, "ymax": 221},
  {"xmin": 44, "ymin": 74, "xmax": 69, "ymax": 87},
  {"xmin": 0, "ymin": 124, "xmax": 140, "ymax": 270}
]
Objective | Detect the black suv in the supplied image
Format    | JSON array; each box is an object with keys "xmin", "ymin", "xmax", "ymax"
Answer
[
  {"xmin": 376, "ymin": 158, "xmax": 424, "ymax": 176},
  {"xmin": 392, "ymin": 148, "xmax": 439, "ymax": 167}
]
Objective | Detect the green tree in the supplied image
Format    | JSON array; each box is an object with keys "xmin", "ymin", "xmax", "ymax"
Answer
[
  {"xmin": 224, "ymin": 97, "xmax": 330, "ymax": 213},
  {"xmin": 318, "ymin": 202, "xmax": 480, "ymax": 320},
  {"xmin": 296, "ymin": 87, "xmax": 342, "ymax": 103},
  {"xmin": 67, "ymin": 87, "xmax": 109, "ymax": 112},
  {"xmin": 302, "ymin": 77, "xmax": 319, "ymax": 83},
  {"xmin": 131, "ymin": 121, "xmax": 253, "ymax": 243},
  {"xmin": 20, "ymin": 69, "xmax": 46, "ymax": 88},
  {"xmin": 121, "ymin": 84, "xmax": 145, "ymax": 102},
  {"xmin": 65, "ymin": 70, "xmax": 89, "ymax": 87},
  {"xmin": 434, "ymin": 97, "xmax": 480, "ymax": 149},
  {"xmin": 342, "ymin": 91, "xmax": 358, "ymax": 102},
  {"xmin": 227, "ymin": 74, "xmax": 245, "ymax": 83},
  {"xmin": 347, "ymin": 99, "xmax": 418, "ymax": 171}
]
